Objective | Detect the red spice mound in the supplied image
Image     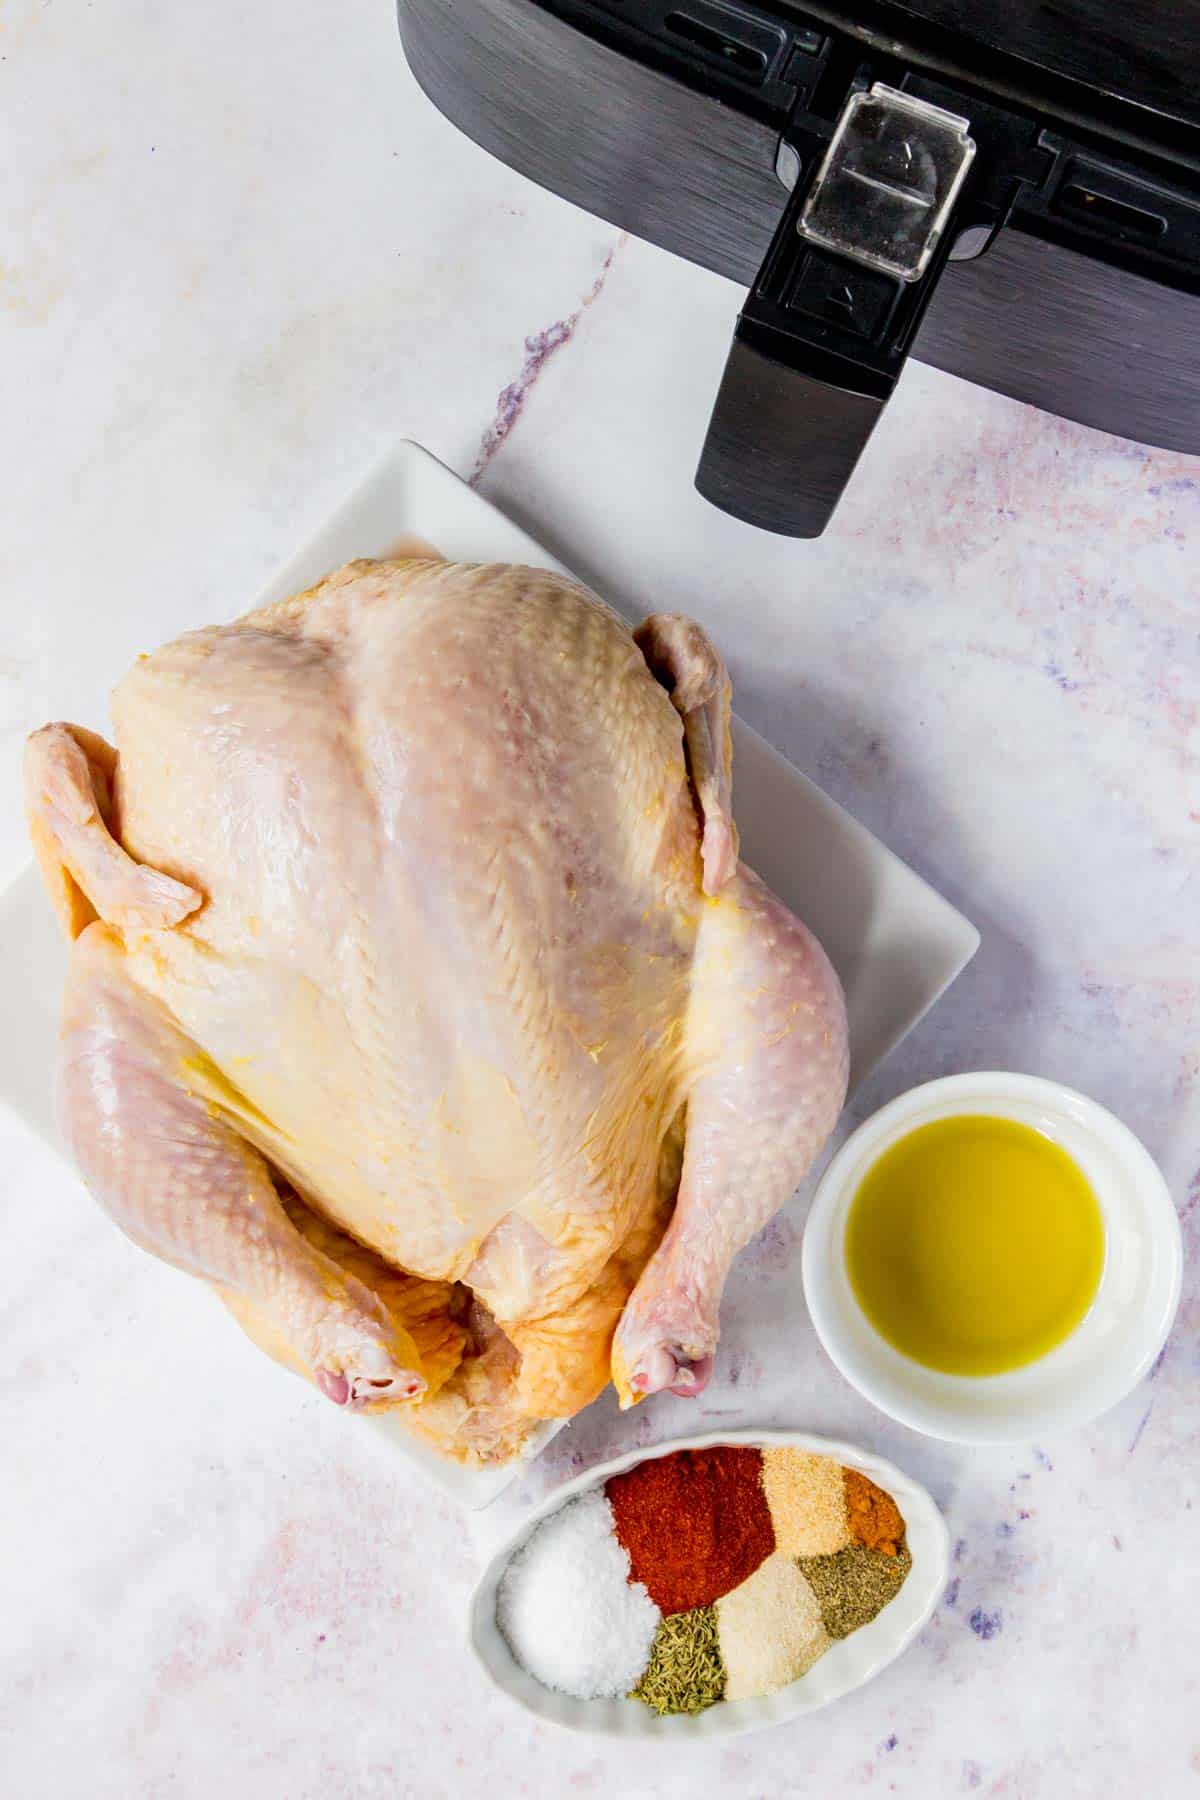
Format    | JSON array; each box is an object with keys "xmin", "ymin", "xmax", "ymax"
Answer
[{"xmin": 606, "ymin": 1445, "xmax": 775, "ymax": 1613}]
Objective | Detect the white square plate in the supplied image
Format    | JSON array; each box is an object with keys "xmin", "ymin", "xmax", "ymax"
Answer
[{"xmin": 0, "ymin": 441, "xmax": 978, "ymax": 1506}]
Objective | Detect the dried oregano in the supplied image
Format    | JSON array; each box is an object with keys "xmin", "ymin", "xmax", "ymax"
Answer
[{"xmin": 798, "ymin": 1540, "xmax": 912, "ymax": 1639}]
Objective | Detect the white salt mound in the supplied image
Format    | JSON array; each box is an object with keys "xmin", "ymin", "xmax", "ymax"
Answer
[{"xmin": 496, "ymin": 1489, "xmax": 661, "ymax": 1700}]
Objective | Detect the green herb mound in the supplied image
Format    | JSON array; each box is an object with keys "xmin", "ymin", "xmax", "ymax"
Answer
[
  {"xmin": 798, "ymin": 1541, "xmax": 912, "ymax": 1639},
  {"xmin": 631, "ymin": 1605, "xmax": 727, "ymax": 1715}
]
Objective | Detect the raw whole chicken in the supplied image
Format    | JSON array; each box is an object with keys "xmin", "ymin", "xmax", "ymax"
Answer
[{"xmin": 25, "ymin": 558, "xmax": 848, "ymax": 1463}]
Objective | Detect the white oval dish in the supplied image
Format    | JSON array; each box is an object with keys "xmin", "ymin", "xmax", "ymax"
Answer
[
  {"xmin": 468, "ymin": 1429, "xmax": 949, "ymax": 1738},
  {"xmin": 802, "ymin": 1072, "xmax": 1183, "ymax": 1444}
]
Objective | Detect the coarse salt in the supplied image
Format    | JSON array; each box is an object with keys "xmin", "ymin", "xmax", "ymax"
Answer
[{"xmin": 496, "ymin": 1490, "xmax": 661, "ymax": 1700}]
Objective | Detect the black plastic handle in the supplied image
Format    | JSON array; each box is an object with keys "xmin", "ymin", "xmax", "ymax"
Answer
[
  {"xmin": 696, "ymin": 333, "xmax": 889, "ymax": 536},
  {"xmin": 695, "ymin": 75, "xmax": 1050, "ymax": 536},
  {"xmin": 696, "ymin": 153, "xmax": 952, "ymax": 537},
  {"xmin": 694, "ymin": 333, "xmax": 892, "ymax": 532}
]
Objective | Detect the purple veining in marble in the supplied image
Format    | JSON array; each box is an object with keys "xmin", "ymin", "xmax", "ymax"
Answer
[
  {"xmin": 1147, "ymin": 475, "xmax": 1198, "ymax": 497},
  {"xmin": 1182, "ymin": 1170, "xmax": 1200, "ymax": 1218},
  {"xmin": 470, "ymin": 240, "xmax": 623, "ymax": 487},
  {"xmin": 1128, "ymin": 1401, "xmax": 1155, "ymax": 1453},
  {"xmin": 1044, "ymin": 657, "xmax": 1087, "ymax": 693},
  {"xmin": 969, "ymin": 1608, "xmax": 1003, "ymax": 1640}
]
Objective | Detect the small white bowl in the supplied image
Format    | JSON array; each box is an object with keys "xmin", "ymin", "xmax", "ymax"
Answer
[
  {"xmin": 468, "ymin": 1429, "xmax": 949, "ymax": 1738},
  {"xmin": 802, "ymin": 1072, "xmax": 1182, "ymax": 1443}
]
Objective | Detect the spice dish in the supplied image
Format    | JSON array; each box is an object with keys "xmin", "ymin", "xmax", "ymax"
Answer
[
  {"xmin": 803, "ymin": 1073, "xmax": 1182, "ymax": 1444},
  {"xmin": 469, "ymin": 1430, "xmax": 949, "ymax": 1738}
]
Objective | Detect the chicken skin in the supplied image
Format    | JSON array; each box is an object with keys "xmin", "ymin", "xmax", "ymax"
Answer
[{"xmin": 25, "ymin": 559, "xmax": 848, "ymax": 1462}]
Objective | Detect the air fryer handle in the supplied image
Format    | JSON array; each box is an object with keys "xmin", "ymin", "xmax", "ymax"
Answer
[
  {"xmin": 696, "ymin": 324, "xmax": 892, "ymax": 537},
  {"xmin": 693, "ymin": 173, "xmax": 943, "ymax": 540},
  {"xmin": 695, "ymin": 81, "xmax": 988, "ymax": 537}
]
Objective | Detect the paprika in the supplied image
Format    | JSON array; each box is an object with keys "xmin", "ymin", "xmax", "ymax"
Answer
[{"xmin": 606, "ymin": 1445, "xmax": 774, "ymax": 1613}]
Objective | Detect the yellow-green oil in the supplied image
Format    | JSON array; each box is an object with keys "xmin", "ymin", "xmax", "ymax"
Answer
[{"xmin": 845, "ymin": 1115, "xmax": 1105, "ymax": 1376}]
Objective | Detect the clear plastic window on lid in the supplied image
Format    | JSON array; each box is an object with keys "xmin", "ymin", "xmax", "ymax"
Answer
[{"xmin": 799, "ymin": 84, "xmax": 977, "ymax": 283}]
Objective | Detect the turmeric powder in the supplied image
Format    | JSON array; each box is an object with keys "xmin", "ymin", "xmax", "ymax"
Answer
[{"xmin": 844, "ymin": 1468, "xmax": 904, "ymax": 1557}]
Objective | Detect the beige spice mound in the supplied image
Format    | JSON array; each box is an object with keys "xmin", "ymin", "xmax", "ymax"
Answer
[
  {"xmin": 715, "ymin": 1552, "xmax": 831, "ymax": 1701},
  {"xmin": 760, "ymin": 1448, "xmax": 851, "ymax": 1557}
]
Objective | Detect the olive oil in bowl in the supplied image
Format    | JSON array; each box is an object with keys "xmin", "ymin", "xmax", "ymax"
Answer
[{"xmin": 845, "ymin": 1116, "xmax": 1105, "ymax": 1377}]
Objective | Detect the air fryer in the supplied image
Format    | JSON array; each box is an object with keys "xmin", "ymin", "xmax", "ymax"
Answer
[{"xmin": 397, "ymin": 0, "xmax": 1200, "ymax": 536}]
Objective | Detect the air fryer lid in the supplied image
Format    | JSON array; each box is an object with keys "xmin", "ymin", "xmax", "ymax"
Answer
[
  {"xmin": 403, "ymin": 0, "xmax": 1200, "ymax": 532},
  {"xmin": 779, "ymin": 0, "xmax": 1200, "ymax": 159},
  {"xmin": 686, "ymin": 0, "xmax": 1200, "ymax": 532}
]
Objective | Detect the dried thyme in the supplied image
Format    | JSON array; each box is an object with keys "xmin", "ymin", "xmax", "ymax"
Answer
[{"xmin": 631, "ymin": 1605, "xmax": 726, "ymax": 1715}]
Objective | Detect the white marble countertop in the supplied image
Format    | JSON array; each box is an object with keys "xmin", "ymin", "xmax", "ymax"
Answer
[{"xmin": 2, "ymin": 2, "xmax": 1197, "ymax": 1794}]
